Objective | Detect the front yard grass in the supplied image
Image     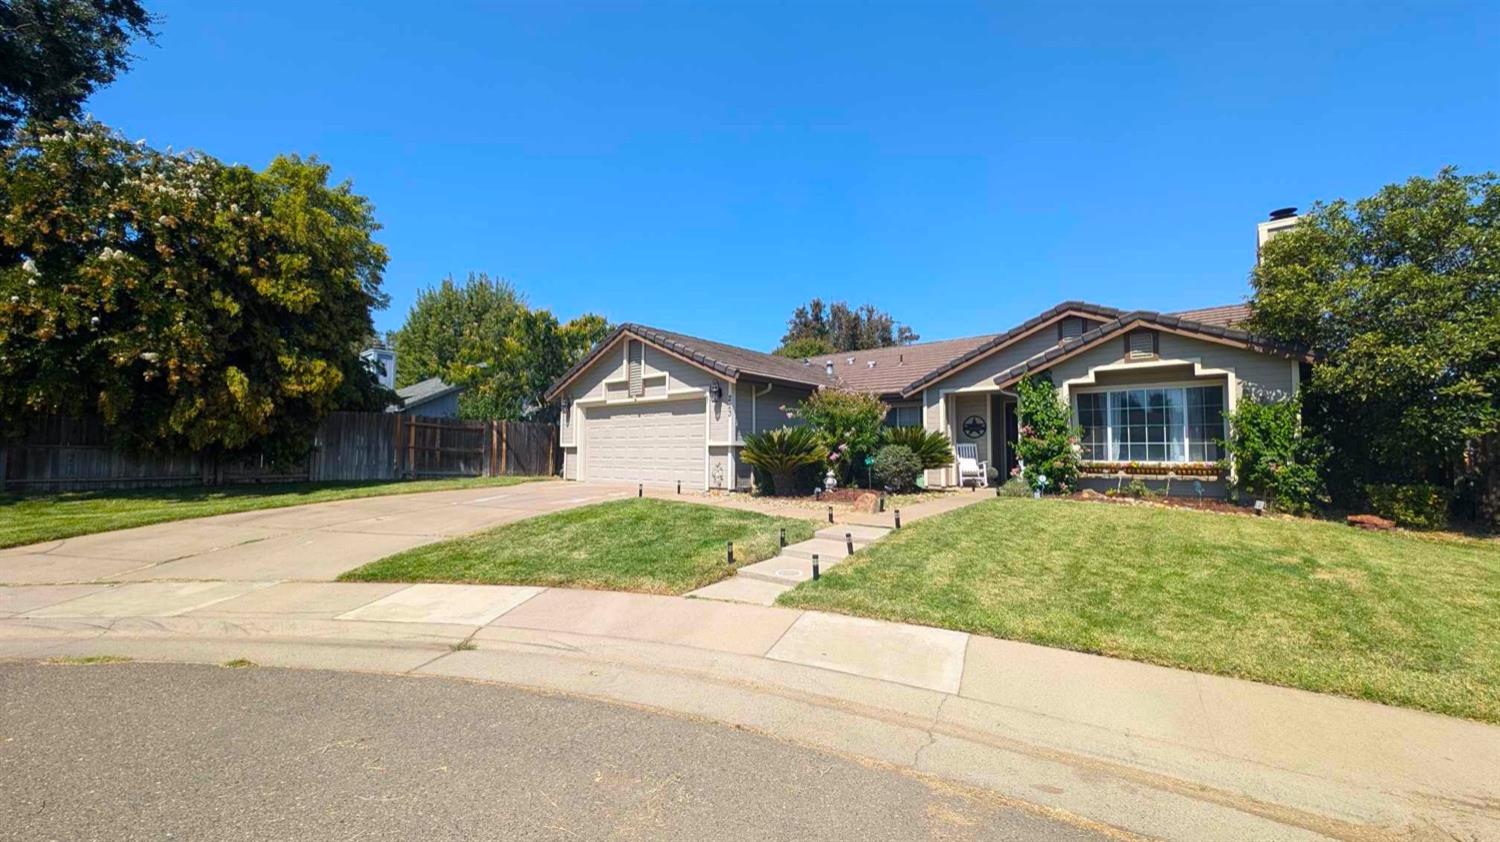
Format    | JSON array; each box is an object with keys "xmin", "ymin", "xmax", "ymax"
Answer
[
  {"xmin": 340, "ymin": 498, "xmax": 816, "ymax": 595},
  {"xmin": 778, "ymin": 498, "xmax": 1500, "ymax": 723},
  {"xmin": 0, "ymin": 475, "xmax": 542, "ymax": 549}
]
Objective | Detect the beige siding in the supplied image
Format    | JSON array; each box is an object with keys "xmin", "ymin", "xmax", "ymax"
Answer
[
  {"xmin": 1044, "ymin": 331, "xmax": 1297, "ymax": 404},
  {"xmin": 562, "ymin": 448, "xmax": 578, "ymax": 480}
]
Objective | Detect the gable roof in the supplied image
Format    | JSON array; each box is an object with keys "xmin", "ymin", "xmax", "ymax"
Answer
[
  {"xmin": 544, "ymin": 323, "xmax": 838, "ymax": 400},
  {"xmin": 990, "ymin": 310, "xmax": 1313, "ymax": 388},
  {"xmin": 1170, "ymin": 302, "xmax": 1252, "ymax": 327},
  {"xmin": 395, "ymin": 376, "xmax": 463, "ymax": 409},
  {"xmin": 894, "ymin": 301, "xmax": 1128, "ymax": 397}
]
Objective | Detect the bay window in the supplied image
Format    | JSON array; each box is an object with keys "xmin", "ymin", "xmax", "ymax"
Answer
[{"xmin": 1075, "ymin": 385, "xmax": 1224, "ymax": 463}]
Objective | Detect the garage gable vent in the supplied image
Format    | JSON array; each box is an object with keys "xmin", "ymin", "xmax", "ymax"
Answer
[
  {"xmin": 628, "ymin": 340, "xmax": 644, "ymax": 396},
  {"xmin": 1126, "ymin": 329, "xmax": 1157, "ymax": 360}
]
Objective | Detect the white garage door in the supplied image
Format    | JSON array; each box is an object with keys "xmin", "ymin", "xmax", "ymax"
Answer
[{"xmin": 584, "ymin": 401, "xmax": 706, "ymax": 487}]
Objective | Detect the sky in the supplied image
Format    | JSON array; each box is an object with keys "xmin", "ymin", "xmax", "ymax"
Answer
[{"xmin": 87, "ymin": 1, "xmax": 1498, "ymax": 351}]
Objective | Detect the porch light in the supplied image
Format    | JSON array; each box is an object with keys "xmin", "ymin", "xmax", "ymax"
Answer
[{"xmin": 709, "ymin": 381, "xmax": 722, "ymax": 402}]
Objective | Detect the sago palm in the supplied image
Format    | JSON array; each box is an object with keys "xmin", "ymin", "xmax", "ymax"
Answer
[
  {"xmin": 740, "ymin": 426, "xmax": 827, "ymax": 496},
  {"xmin": 881, "ymin": 426, "xmax": 954, "ymax": 470}
]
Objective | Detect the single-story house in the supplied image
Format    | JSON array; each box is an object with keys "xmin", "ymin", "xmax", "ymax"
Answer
[
  {"xmin": 544, "ymin": 301, "xmax": 1312, "ymax": 495},
  {"xmin": 389, "ymin": 376, "xmax": 465, "ymax": 418}
]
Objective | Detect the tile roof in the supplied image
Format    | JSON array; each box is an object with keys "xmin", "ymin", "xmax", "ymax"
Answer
[
  {"xmin": 546, "ymin": 301, "xmax": 1300, "ymax": 403},
  {"xmin": 808, "ymin": 334, "xmax": 1000, "ymax": 395},
  {"xmin": 1169, "ymin": 303, "xmax": 1252, "ymax": 327},
  {"xmin": 894, "ymin": 301, "xmax": 1128, "ymax": 396}
]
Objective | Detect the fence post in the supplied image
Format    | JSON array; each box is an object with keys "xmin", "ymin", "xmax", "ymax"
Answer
[
  {"xmin": 0, "ymin": 444, "xmax": 7, "ymax": 493},
  {"xmin": 490, "ymin": 422, "xmax": 499, "ymax": 477},
  {"xmin": 548, "ymin": 423, "xmax": 557, "ymax": 476},
  {"xmin": 500, "ymin": 422, "xmax": 508, "ymax": 476}
]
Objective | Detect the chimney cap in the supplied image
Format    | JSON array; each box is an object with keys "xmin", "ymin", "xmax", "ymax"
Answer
[{"xmin": 1268, "ymin": 207, "xmax": 1298, "ymax": 221}]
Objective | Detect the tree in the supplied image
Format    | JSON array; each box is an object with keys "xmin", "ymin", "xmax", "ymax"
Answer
[
  {"xmin": 1015, "ymin": 375, "xmax": 1080, "ymax": 493},
  {"xmin": 0, "ymin": 0, "xmax": 157, "ymax": 137},
  {"xmin": 390, "ymin": 273, "xmax": 610, "ymax": 421},
  {"xmin": 791, "ymin": 388, "xmax": 887, "ymax": 486},
  {"xmin": 1221, "ymin": 392, "xmax": 1327, "ymax": 514},
  {"xmin": 779, "ymin": 298, "xmax": 917, "ymax": 353},
  {"xmin": 390, "ymin": 273, "xmax": 523, "ymax": 389},
  {"xmin": 1250, "ymin": 168, "xmax": 1500, "ymax": 524},
  {"xmin": 0, "ymin": 120, "xmax": 391, "ymax": 460}
]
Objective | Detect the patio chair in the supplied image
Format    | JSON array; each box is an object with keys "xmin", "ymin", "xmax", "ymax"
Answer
[{"xmin": 954, "ymin": 443, "xmax": 989, "ymax": 488}]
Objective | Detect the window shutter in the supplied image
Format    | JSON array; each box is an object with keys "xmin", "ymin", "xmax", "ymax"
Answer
[
  {"xmin": 1127, "ymin": 330, "xmax": 1156, "ymax": 360},
  {"xmin": 628, "ymin": 341, "xmax": 643, "ymax": 396}
]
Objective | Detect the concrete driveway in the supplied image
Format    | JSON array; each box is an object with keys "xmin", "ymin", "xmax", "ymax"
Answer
[{"xmin": 0, "ymin": 481, "xmax": 633, "ymax": 585}]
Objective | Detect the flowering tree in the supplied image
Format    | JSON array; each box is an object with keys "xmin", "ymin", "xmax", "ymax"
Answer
[
  {"xmin": 790, "ymin": 388, "xmax": 886, "ymax": 486},
  {"xmin": 0, "ymin": 120, "xmax": 391, "ymax": 460},
  {"xmin": 1014, "ymin": 374, "xmax": 1081, "ymax": 493}
]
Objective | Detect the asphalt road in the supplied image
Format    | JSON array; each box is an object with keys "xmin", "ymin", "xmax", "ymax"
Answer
[{"xmin": 0, "ymin": 661, "xmax": 1113, "ymax": 841}]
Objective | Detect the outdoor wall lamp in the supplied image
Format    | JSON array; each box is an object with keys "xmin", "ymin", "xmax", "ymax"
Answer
[{"xmin": 709, "ymin": 382, "xmax": 722, "ymax": 402}]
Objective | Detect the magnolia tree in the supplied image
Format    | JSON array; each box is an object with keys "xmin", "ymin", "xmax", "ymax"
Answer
[{"xmin": 0, "ymin": 120, "xmax": 391, "ymax": 460}]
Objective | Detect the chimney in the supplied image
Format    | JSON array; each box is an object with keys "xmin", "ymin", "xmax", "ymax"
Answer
[{"xmin": 1256, "ymin": 206, "xmax": 1300, "ymax": 264}]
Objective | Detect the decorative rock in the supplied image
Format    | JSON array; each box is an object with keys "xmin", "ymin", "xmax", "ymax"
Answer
[{"xmin": 1347, "ymin": 514, "xmax": 1396, "ymax": 531}]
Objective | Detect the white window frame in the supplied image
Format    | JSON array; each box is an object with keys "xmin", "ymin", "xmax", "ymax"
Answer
[{"xmin": 1072, "ymin": 381, "xmax": 1226, "ymax": 464}]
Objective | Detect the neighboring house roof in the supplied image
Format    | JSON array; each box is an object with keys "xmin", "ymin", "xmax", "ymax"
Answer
[
  {"xmin": 393, "ymin": 376, "xmax": 463, "ymax": 411},
  {"xmin": 1169, "ymin": 303, "xmax": 1252, "ymax": 327},
  {"xmin": 990, "ymin": 310, "xmax": 1314, "ymax": 388},
  {"xmin": 544, "ymin": 323, "xmax": 839, "ymax": 400}
]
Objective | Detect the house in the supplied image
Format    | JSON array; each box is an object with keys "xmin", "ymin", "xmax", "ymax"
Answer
[
  {"xmin": 390, "ymin": 376, "xmax": 465, "ymax": 418},
  {"xmin": 544, "ymin": 300, "xmax": 1312, "ymax": 496}
]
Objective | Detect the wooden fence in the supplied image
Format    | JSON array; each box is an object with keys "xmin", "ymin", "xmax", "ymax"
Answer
[{"xmin": 0, "ymin": 413, "xmax": 558, "ymax": 493}]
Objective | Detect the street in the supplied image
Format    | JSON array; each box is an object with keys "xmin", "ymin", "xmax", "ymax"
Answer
[{"xmin": 0, "ymin": 661, "xmax": 1114, "ymax": 841}]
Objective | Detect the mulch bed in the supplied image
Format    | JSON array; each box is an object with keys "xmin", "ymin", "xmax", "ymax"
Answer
[{"xmin": 1066, "ymin": 490, "xmax": 1254, "ymax": 517}]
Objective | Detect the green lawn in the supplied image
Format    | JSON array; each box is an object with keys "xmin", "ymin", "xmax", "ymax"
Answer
[
  {"xmin": 340, "ymin": 498, "xmax": 816, "ymax": 595},
  {"xmin": 0, "ymin": 476, "xmax": 544, "ymax": 549},
  {"xmin": 778, "ymin": 498, "xmax": 1500, "ymax": 723}
]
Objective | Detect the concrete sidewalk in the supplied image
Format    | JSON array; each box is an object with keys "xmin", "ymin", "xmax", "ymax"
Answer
[
  {"xmin": 0, "ymin": 480, "xmax": 635, "ymax": 585},
  {"xmin": 2, "ymin": 579, "xmax": 1495, "ymax": 842}
]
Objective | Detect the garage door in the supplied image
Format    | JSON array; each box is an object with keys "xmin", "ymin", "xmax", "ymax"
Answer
[{"xmin": 584, "ymin": 401, "xmax": 706, "ymax": 487}]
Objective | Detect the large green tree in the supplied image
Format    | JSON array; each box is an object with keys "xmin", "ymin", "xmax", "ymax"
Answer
[
  {"xmin": 0, "ymin": 0, "xmax": 157, "ymax": 137},
  {"xmin": 0, "ymin": 120, "xmax": 391, "ymax": 460},
  {"xmin": 390, "ymin": 273, "xmax": 524, "ymax": 389},
  {"xmin": 390, "ymin": 273, "xmax": 609, "ymax": 421},
  {"xmin": 1250, "ymin": 168, "xmax": 1500, "ymax": 524},
  {"xmin": 776, "ymin": 298, "xmax": 917, "ymax": 355}
]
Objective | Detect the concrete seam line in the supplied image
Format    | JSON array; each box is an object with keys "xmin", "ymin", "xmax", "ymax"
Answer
[{"xmin": 758, "ymin": 609, "xmax": 807, "ymax": 656}]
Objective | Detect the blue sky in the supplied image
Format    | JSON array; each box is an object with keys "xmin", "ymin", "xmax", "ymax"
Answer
[{"xmin": 88, "ymin": 1, "xmax": 1497, "ymax": 350}]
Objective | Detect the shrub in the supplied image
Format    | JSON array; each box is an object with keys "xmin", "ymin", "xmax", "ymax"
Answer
[
  {"xmin": 881, "ymin": 426, "xmax": 954, "ymax": 470},
  {"xmin": 872, "ymin": 444, "xmax": 923, "ymax": 492},
  {"xmin": 995, "ymin": 476, "xmax": 1030, "ymax": 497},
  {"xmin": 1223, "ymin": 393, "xmax": 1327, "ymax": 515},
  {"xmin": 1015, "ymin": 375, "xmax": 1081, "ymax": 494},
  {"xmin": 792, "ymin": 389, "xmax": 887, "ymax": 486},
  {"xmin": 740, "ymin": 426, "xmax": 827, "ymax": 496},
  {"xmin": 1366, "ymin": 483, "xmax": 1450, "ymax": 530}
]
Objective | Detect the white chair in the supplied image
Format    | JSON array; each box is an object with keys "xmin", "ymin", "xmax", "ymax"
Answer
[{"xmin": 954, "ymin": 443, "xmax": 988, "ymax": 488}]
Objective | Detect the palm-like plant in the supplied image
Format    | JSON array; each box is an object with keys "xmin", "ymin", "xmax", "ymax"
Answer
[
  {"xmin": 741, "ymin": 426, "xmax": 828, "ymax": 496},
  {"xmin": 881, "ymin": 426, "xmax": 954, "ymax": 470}
]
